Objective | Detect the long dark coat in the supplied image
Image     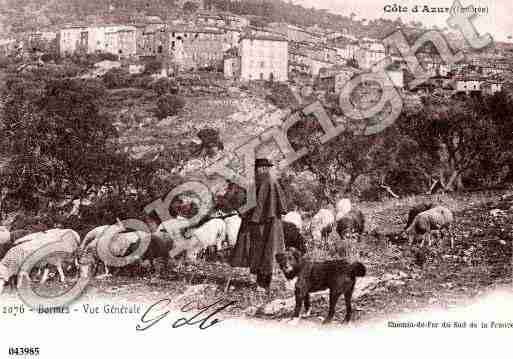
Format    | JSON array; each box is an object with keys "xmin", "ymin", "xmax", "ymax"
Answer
[{"xmin": 230, "ymin": 175, "xmax": 288, "ymax": 286}]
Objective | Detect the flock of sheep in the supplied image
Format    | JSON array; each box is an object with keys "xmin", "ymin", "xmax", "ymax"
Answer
[{"xmin": 0, "ymin": 198, "xmax": 455, "ymax": 295}]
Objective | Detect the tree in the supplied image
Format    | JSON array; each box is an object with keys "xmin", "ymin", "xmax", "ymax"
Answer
[
  {"xmin": 155, "ymin": 94, "xmax": 185, "ymax": 119},
  {"xmin": 143, "ymin": 59, "xmax": 162, "ymax": 75},
  {"xmin": 398, "ymin": 95, "xmax": 513, "ymax": 191},
  {"xmin": 288, "ymin": 113, "xmax": 396, "ymax": 203},
  {"xmin": 0, "ymin": 73, "xmax": 133, "ymax": 211},
  {"xmin": 150, "ymin": 77, "xmax": 179, "ymax": 96},
  {"xmin": 183, "ymin": 1, "xmax": 199, "ymax": 14},
  {"xmin": 102, "ymin": 67, "xmax": 130, "ymax": 89}
]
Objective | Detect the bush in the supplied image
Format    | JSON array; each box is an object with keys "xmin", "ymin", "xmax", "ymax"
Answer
[
  {"xmin": 143, "ymin": 59, "xmax": 162, "ymax": 75},
  {"xmin": 40, "ymin": 53, "xmax": 59, "ymax": 63},
  {"xmin": 155, "ymin": 94, "xmax": 185, "ymax": 119},
  {"xmin": 103, "ymin": 68, "xmax": 130, "ymax": 89},
  {"xmin": 266, "ymin": 83, "xmax": 300, "ymax": 109},
  {"xmin": 94, "ymin": 53, "xmax": 119, "ymax": 62},
  {"xmin": 150, "ymin": 77, "xmax": 179, "ymax": 96},
  {"xmin": 131, "ymin": 75, "xmax": 154, "ymax": 89},
  {"xmin": 79, "ymin": 195, "xmax": 149, "ymax": 232},
  {"xmin": 67, "ymin": 53, "xmax": 119, "ymax": 68},
  {"xmin": 196, "ymin": 127, "xmax": 223, "ymax": 151}
]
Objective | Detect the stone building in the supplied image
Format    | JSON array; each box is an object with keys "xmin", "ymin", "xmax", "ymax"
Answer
[
  {"xmin": 60, "ymin": 24, "xmax": 137, "ymax": 57},
  {"xmin": 239, "ymin": 35, "xmax": 288, "ymax": 82},
  {"xmin": 170, "ymin": 27, "xmax": 225, "ymax": 71},
  {"xmin": 59, "ymin": 24, "xmax": 89, "ymax": 56},
  {"xmin": 136, "ymin": 23, "xmax": 168, "ymax": 58}
]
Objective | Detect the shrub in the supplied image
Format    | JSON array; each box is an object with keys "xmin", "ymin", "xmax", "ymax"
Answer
[
  {"xmin": 94, "ymin": 53, "xmax": 119, "ymax": 62},
  {"xmin": 155, "ymin": 94, "xmax": 185, "ymax": 119},
  {"xmin": 150, "ymin": 77, "xmax": 179, "ymax": 96},
  {"xmin": 79, "ymin": 194, "xmax": 149, "ymax": 231},
  {"xmin": 143, "ymin": 59, "xmax": 162, "ymax": 75},
  {"xmin": 197, "ymin": 127, "xmax": 223, "ymax": 150},
  {"xmin": 131, "ymin": 75, "xmax": 154, "ymax": 89},
  {"xmin": 103, "ymin": 68, "xmax": 130, "ymax": 89},
  {"xmin": 40, "ymin": 53, "xmax": 59, "ymax": 63},
  {"xmin": 266, "ymin": 83, "xmax": 300, "ymax": 109}
]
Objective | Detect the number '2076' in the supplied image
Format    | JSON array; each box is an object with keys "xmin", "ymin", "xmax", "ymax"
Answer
[{"xmin": 8, "ymin": 347, "xmax": 40, "ymax": 356}]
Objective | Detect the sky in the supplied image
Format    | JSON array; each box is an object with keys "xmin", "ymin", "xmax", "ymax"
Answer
[{"xmin": 291, "ymin": 0, "xmax": 513, "ymax": 42}]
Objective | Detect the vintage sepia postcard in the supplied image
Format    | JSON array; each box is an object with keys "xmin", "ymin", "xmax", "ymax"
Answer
[{"xmin": 0, "ymin": 0, "xmax": 511, "ymax": 357}]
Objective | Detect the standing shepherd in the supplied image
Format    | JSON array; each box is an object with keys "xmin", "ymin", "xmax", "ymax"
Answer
[{"xmin": 230, "ymin": 158, "xmax": 288, "ymax": 299}]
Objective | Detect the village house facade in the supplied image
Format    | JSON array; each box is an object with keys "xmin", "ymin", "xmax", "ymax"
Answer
[
  {"xmin": 454, "ymin": 75, "xmax": 483, "ymax": 93},
  {"xmin": 317, "ymin": 65, "xmax": 360, "ymax": 93},
  {"xmin": 223, "ymin": 48, "xmax": 240, "ymax": 79},
  {"xmin": 482, "ymin": 80, "xmax": 503, "ymax": 95},
  {"xmin": 59, "ymin": 25, "xmax": 89, "ymax": 56},
  {"xmin": 221, "ymin": 13, "xmax": 250, "ymax": 29},
  {"xmin": 60, "ymin": 24, "xmax": 137, "ymax": 57},
  {"xmin": 355, "ymin": 41, "xmax": 387, "ymax": 69},
  {"xmin": 170, "ymin": 27, "xmax": 225, "ymax": 71},
  {"xmin": 136, "ymin": 23, "xmax": 167, "ymax": 58},
  {"xmin": 239, "ymin": 35, "xmax": 288, "ymax": 82}
]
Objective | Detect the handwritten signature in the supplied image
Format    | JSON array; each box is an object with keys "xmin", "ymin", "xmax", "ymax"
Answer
[{"xmin": 136, "ymin": 298, "xmax": 237, "ymax": 331}]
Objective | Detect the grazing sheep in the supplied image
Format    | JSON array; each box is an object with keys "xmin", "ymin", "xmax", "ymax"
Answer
[
  {"xmin": 335, "ymin": 198, "xmax": 352, "ymax": 221},
  {"xmin": 166, "ymin": 218, "xmax": 226, "ymax": 262},
  {"xmin": 80, "ymin": 224, "xmax": 124, "ymax": 250},
  {"xmin": 405, "ymin": 202, "xmax": 435, "ymax": 230},
  {"xmin": 0, "ymin": 229, "xmax": 80, "ymax": 294},
  {"xmin": 223, "ymin": 213, "xmax": 242, "ymax": 248},
  {"xmin": 404, "ymin": 206, "xmax": 454, "ymax": 248},
  {"xmin": 78, "ymin": 225, "xmax": 143, "ymax": 278},
  {"xmin": 122, "ymin": 231, "xmax": 174, "ymax": 274},
  {"xmin": 0, "ymin": 230, "xmax": 32, "ymax": 259},
  {"xmin": 336, "ymin": 209, "xmax": 365, "ymax": 239},
  {"xmin": 0, "ymin": 228, "xmax": 9, "ymax": 244},
  {"xmin": 282, "ymin": 211, "xmax": 303, "ymax": 232},
  {"xmin": 310, "ymin": 208, "xmax": 335, "ymax": 247},
  {"xmin": 283, "ymin": 221, "xmax": 307, "ymax": 254}
]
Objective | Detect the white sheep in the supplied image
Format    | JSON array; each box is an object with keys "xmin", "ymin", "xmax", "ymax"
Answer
[
  {"xmin": 282, "ymin": 211, "xmax": 303, "ymax": 231},
  {"xmin": 310, "ymin": 208, "xmax": 335, "ymax": 246},
  {"xmin": 0, "ymin": 228, "xmax": 80, "ymax": 294},
  {"xmin": 0, "ymin": 229, "xmax": 10, "ymax": 245},
  {"xmin": 80, "ymin": 224, "xmax": 145, "ymax": 278},
  {"xmin": 224, "ymin": 214, "xmax": 242, "ymax": 247},
  {"xmin": 335, "ymin": 198, "xmax": 352, "ymax": 221},
  {"xmin": 167, "ymin": 218, "xmax": 227, "ymax": 261}
]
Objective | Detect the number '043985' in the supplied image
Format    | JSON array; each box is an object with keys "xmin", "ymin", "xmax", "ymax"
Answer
[{"xmin": 8, "ymin": 347, "xmax": 40, "ymax": 356}]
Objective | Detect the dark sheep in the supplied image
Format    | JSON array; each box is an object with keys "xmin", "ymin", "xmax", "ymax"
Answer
[
  {"xmin": 336, "ymin": 209, "xmax": 365, "ymax": 239},
  {"xmin": 405, "ymin": 202, "xmax": 435, "ymax": 230},
  {"xmin": 283, "ymin": 221, "xmax": 307, "ymax": 254},
  {"xmin": 125, "ymin": 232, "xmax": 174, "ymax": 273}
]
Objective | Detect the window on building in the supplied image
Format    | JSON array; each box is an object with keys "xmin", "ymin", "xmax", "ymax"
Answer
[{"xmin": 260, "ymin": 61, "xmax": 265, "ymax": 68}]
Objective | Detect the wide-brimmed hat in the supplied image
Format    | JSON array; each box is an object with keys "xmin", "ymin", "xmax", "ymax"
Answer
[{"xmin": 255, "ymin": 158, "xmax": 274, "ymax": 168}]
